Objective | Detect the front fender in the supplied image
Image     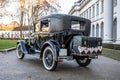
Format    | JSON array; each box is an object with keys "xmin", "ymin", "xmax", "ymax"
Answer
[
  {"xmin": 17, "ymin": 40, "xmax": 28, "ymax": 54},
  {"xmin": 40, "ymin": 40, "xmax": 60, "ymax": 61}
]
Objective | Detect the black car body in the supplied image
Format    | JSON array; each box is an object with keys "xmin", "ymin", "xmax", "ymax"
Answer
[{"xmin": 17, "ymin": 14, "xmax": 102, "ymax": 71}]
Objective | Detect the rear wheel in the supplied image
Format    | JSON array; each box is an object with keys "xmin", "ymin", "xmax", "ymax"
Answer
[
  {"xmin": 76, "ymin": 57, "xmax": 91, "ymax": 67},
  {"xmin": 42, "ymin": 46, "xmax": 58, "ymax": 71},
  {"xmin": 17, "ymin": 45, "xmax": 25, "ymax": 59}
]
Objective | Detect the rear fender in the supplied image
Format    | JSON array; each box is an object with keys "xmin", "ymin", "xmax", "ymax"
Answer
[
  {"xmin": 40, "ymin": 40, "xmax": 60, "ymax": 61},
  {"xmin": 17, "ymin": 40, "xmax": 28, "ymax": 54}
]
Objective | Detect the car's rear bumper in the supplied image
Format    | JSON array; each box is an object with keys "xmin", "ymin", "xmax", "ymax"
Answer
[{"xmin": 72, "ymin": 46, "xmax": 102, "ymax": 59}]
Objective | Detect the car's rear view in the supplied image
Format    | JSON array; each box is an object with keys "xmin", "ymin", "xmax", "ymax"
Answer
[{"xmin": 72, "ymin": 36, "xmax": 102, "ymax": 58}]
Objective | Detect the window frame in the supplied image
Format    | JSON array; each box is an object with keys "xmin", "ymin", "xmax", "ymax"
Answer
[{"xmin": 40, "ymin": 19, "xmax": 50, "ymax": 32}]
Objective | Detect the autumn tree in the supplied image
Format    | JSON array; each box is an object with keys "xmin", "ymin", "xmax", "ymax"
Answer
[
  {"xmin": 28, "ymin": 0, "xmax": 60, "ymax": 28},
  {"xmin": 17, "ymin": 0, "xmax": 25, "ymax": 38},
  {"xmin": 0, "ymin": 0, "xmax": 9, "ymax": 8},
  {"xmin": 17, "ymin": 0, "xmax": 60, "ymax": 38},
  {"xmin": 0, "ymin": 0, "xmax": 9, "ymax": 18},
  {"xmin": 0, "ymin": 0, "xmax": 10, "ymax": 30}
]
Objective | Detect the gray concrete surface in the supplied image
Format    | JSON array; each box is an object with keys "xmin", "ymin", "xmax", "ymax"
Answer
[
  {"xmin": 0, "ymin": 50, "xmax": 120, "ymax": 80},
  {"xmin": 0, "ymin": 47, "xmax": 16, "ymax": 52}
]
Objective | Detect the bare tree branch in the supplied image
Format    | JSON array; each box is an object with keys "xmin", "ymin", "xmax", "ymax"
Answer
[
  {"xmin": 15, "ymin": 0, "xmax": 60, "ymax": 34},
  {"xmin": 0, "ymin": 0, "xmax": 8, "ymax": 8}
]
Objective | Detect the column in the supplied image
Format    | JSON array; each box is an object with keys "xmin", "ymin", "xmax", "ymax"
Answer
[
  {"xmin": 99, "ymin": 24, "xmax": 101, "ymax": 37},
  {"xmin": 104, "ymin": 0, "xmax": 113, "ymax": 43},
  {"xmin": 116, "ymin": 0, "xmax": 120, "ymax": 43}
]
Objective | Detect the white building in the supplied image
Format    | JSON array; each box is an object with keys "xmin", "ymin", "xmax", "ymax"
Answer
[
  {"xmin": 0, "ymin": 31, "xmax": 30, "ymax": 39},
  {"xmin": 69, "ymin": 0, "xmax": 120, "ymax": 44}
]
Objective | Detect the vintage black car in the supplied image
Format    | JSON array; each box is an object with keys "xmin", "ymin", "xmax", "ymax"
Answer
[{"xmin": 17, "ymin": 14, "xmax": 102, "ymax": 71}]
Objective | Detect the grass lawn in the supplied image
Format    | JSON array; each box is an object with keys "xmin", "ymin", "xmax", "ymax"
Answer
[
  {"xmin": 0, "ymin": 39, "xmax": 18, "ymax": 50},
  {"xmin": 102, "ymin": 48, "xmax": 120, "ymax": 61}
]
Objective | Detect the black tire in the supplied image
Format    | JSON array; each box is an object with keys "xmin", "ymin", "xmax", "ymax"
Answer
[
  {"xmin": 17, "ymin": 44, "xmax": 25, "ymax": 59},
  {"xmin": 42, "ymin": 46, "xmax": 58, "ymax": 71},
  {"xmin": 76, "ymin": 57, "xmax": 91, "ymax": 67}
]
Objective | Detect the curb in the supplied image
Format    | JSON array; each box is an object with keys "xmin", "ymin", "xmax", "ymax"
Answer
[{"xmin": 0, "ymin": 47, "xmax": 16, "ymax": 52}]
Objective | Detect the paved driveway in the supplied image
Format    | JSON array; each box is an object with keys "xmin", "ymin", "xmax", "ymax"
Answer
[{"xmin": 0, "ymin": 50, "xmax": 120, "ymax": 80}]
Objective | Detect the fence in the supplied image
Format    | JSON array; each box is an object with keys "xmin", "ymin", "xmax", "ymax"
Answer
[{"xmin": 0, "ymin": 31, "xmax": 30, "ymax": 39}]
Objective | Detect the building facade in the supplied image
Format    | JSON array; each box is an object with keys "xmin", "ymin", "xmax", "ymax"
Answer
[
  {"xmin": 0, "ymin": 31, "xmax": 30, "ymax": 39},
  {"xmin": 69, "ymin": 0, "xmax": 120, "ymax": 44}
]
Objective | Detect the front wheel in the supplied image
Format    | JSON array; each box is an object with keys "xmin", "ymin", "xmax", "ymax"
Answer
[
  {"xmin": 17, "ymin": 44, "xmax": 25, "ymax": 59},
  {"xmin": 76, "ymin": 57, "xmax": 91, "ymax": 67},
  {"xmin": 42, "ymin": 46, "xmax": 58, "ymax": 71}
]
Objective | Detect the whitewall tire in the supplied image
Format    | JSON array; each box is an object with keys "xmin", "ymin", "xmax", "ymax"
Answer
[
  {"xmin": 17, "ymin": 44, "xmax": 25, "ymax": 59},
  {"xmin": 42, "ymin": 46, "xmax": 58, "ymax": 71}
]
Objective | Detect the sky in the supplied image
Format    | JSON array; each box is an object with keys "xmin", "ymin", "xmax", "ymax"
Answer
[
  {"xmin": 59, "ymin": 0, "xmax": 76, "ymax": 14},
  {"xmin": 0, "ymin": 0, "xmax": 76, "ymax": 24}
]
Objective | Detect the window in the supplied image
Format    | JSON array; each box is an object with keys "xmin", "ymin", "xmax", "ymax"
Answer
[
  {"xmin": 85, "ymin": 11, "xmax": 86, "ymax": 18},
  {"xmin": 92, "ymin": 25, "xmax": 95, "ymax": 37},
  {"xmin": 89, "ymin": 8, "xmax": 91, "ymax": 19},
  {"xmin": 81, "ymin": 13, "xmax": 83, "ymax": 17},
  {"xmin": 92, "ymin": 5, "xmax": 95, "ymax": 18},
  {"xmin": 96, "ymin": 24, "xmax": 99, "ymax": 37},
  {"xmin": 96, "ymin": 2, "xmax": 99, "ymax": 15},
  {"xmin": 101, "ymin": 22, "xmax": 104, "ymax": 38},
  {"xmin": 40, "ymin": 19, "xmax": 49, "ymax": 32},
  {"xmin": 86, "ymin": 10, "xmax": 88, "ymax": 19},
  {"xmin": 83, "ymin": 12, "xmax": 85, "ymax": 18},
  {"xmin": 82, "ymin": 13, "xmax": 84, "ymax": 17},
  {"xmin": 71, "ymin": 21, "xmax": 85, "ymax": 31},
  {"xmin": 101, "ymin": 0, "xmax": 104, "ymax": 13},
  {"xmin": 113, "ymin": 0, "xmax": 117, "ymax": 7},
  {"xmin": 80, "ymin": 14, "xmax": 82, "ymax": 17}
]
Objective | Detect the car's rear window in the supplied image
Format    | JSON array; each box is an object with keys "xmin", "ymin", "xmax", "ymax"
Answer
[{"xmin": 71, "ymin": 21, "xmax": 86, "ymax": 31}]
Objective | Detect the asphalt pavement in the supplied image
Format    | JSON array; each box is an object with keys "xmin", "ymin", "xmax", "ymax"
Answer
[{"xmin": 0, "ymin": 50, "xmax": 120, "ymax": 80}]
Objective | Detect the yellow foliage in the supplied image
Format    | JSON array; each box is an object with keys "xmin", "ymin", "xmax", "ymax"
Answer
[{"xmin": 0, "ymin": 21, "xmax": 19, "ymax": 31}]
